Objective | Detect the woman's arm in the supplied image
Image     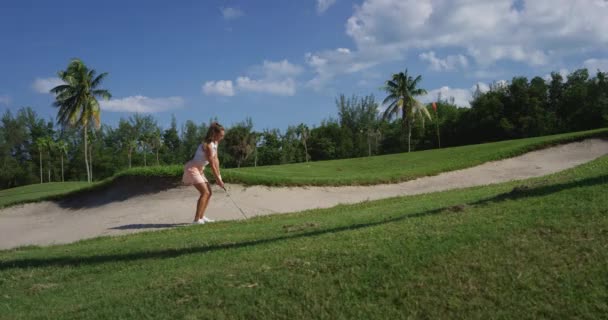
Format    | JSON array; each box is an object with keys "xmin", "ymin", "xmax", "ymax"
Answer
[{"xmin": 204, "ymin": 143, "xmax": 223, "ymax": 187}]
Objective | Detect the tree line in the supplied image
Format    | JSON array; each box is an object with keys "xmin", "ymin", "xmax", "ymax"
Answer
[{"xmin": 1, "ymin": 59, "xmax": 606, "ymax": 189}]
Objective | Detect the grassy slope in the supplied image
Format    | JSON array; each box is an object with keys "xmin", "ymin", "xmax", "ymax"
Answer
[
  {"xmin": 0, "ymin": 182, "xmax": 89, "ymax": 208},
  {"xmin": 1, "ymin": 154, "xmax": 606, "ymax": 319},
  {"xmin": 0, "ymin": 128, "xmax": 605, "ymax": 210}
]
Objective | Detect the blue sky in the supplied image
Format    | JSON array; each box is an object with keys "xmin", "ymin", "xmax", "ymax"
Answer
[{"xmin": 1, "ymin": 0, "xmax": 607, "ymax": 131}]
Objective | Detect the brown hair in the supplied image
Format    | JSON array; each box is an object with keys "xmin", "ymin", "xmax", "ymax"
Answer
[{"xmin": 204, "ymin": 122, "xmax": 224, "ymax": 143}]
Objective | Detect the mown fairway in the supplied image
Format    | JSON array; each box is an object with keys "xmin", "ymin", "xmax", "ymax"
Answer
[{"xmin": 1, "ymin": 155, "xmax": 606, "ymax": 319}]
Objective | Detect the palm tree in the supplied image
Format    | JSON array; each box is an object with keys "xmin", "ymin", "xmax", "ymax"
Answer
[
  {"xmin": 138, "ymin": 133, "xmax": 148, "ymax": 167},
  {"xmin": 43, "ymin": 137, "xmax": 54, "ymax": 182},
  {"xmin": 51, "ymin": 59, "xmax": 111, "ymax": 183},
  {"xmin": 117, "ymin": 119, "xmax": 137, "ymax": 168},
  {"xmin": 382, "ymin": 69, "xmax": 431, "ymax": 152},
  {"xmin": 150, "ymin": 128, "xmax": 163, "ymax": 166},
  {"xmin": 87, "ymin": 129, "xmax": 96, "ymax": 181},
  {"xmin": 56, "ymin": 140, "xmax": 68, "ymax": 182},
  {"xmin": 35, "ymin": 137, "xmax": 45, "ymax": 183},
  {"xmin": 252, "ymin": 132, "xmax": 261, "ymax": 167},
  {"xmin": 127, "ymin": 140, "xmax": 137, "ymax": 168},
  {"xmin": 296, "ymin": 123, "xmax": 309, "ymax": 162}
]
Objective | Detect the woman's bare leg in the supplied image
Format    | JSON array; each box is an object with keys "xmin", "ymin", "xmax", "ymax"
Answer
[
  {"xmin": 199, "ymin": 182, "xmax": 213, "ymax": 219},
  {"xmin": 193, "ymin": 183, "xmax": 211, "ymax": 221}
]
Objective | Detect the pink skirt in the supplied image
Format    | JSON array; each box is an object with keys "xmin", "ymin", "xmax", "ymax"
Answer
[{"xmin": 182, "ymin": 160, "xmax": 208, "ymax": 185}]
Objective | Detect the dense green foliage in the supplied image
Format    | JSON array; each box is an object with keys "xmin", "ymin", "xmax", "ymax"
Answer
[{"xmin": 1, "ymin": 68, "xmax": 607, "ymax": 189}]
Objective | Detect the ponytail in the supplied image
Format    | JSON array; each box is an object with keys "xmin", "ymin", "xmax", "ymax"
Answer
[{"xmin": 204, "ymin": 122, "xmax": 224, "ymax": 143}]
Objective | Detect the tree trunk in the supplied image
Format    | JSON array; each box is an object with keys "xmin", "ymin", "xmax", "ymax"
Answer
[
  {"xmin": 143, "ymin": 148, "xmax": 147, "ymax": 167},
  {"xmin": 367, "ymin": 132, "xmax": 372, "ymax": 157},
  {"xmin": 39, "ymin": 150, "xmax": 43, "ymax": 183},
  {"xmin": 89, "ymin": 140, "xmax": 93, "ymax": 182},
  {"xmin": 435, "ymin": 110, "xmax": 441, "ymax": 148},
  {"xmin": 402, "ymin": 100, "xmax": 409, "ymax": 152},
  {"xmin": 303, "ymin": 140, "xmax": 309, "ymax": 162},
  {"xmin": 375, "ymin": 132, "xmax": 380, "ymax": 154},
  {"xmin": 128, "ymin": 149, "xmax": 132, "ymax": 168},
  {"xmin": 47, "ymin": 151, "xmax": 51, "ymax": 182},
  {"xmin": 407, "ymin": 120, "xmax": 412, "ymax": 153},
  {"xmin": 61, "ymin": 153, "xmax": 64, "ymax": 182},
  {"xmin": 156, "ymin": 148, "xmax": 159, "ymax": 166},
  {"xmin": 84, "ymin": 127, "xmax": 91, "ymax": 183}
]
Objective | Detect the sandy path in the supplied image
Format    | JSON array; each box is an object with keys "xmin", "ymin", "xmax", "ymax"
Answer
[{"xmin": 1, "ymin": 138, "xmax": 607, "ymax": 250}]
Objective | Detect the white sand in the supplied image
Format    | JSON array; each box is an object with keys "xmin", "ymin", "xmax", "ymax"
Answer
[{"xmin": 1, "ymin": 138, "xmax": 607, "ymax": 250}]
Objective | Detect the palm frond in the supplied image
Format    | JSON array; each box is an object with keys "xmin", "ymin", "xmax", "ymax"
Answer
[
  {"xmin": 92, "ymin": 89, "xmax": 111, "ymax": 100},
  {"xmin": 50, "ymin": 84, "xmax": 71, "ymax": 95},
  {"xmin": 91, "ymin": 73, "xmax": 108, "ymax": 89},
  {"xmin": 382, "ymin": 93, "xmax": 397, "ymax": 105},
  {"xmin": 411, "ymin": 88, "xmax": 427, "ymax": 96}
]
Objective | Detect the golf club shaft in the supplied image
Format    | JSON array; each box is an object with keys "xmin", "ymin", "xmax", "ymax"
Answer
[{"xmin": 223, "ymin": 186, "xmax": 248, "ymax": 219}]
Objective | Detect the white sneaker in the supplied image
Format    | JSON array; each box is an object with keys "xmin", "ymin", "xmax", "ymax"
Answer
[
  {"xmin": 202, "ymin": 216, "xmax": 215, "ymax": 223},
  {"xmin": 193, "ymin": 219, "xmax": 206, "ymax": 225}
]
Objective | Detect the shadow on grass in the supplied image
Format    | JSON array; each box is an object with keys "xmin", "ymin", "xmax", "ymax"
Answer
[
  {"xmin": 109, "ymin": 223, "xmax": 189, "ymax": 230},
  {"xmin": 1, "ymin": 174, "xmax": 606, "ymax": 271}
]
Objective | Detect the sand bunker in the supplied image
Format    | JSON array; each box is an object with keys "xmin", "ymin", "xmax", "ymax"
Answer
[{"xmin": 1, "ymin": 138, "xmax": 607, "ymax": 250}]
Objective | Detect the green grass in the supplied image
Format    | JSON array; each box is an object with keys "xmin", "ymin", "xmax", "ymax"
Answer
[
  {"xmin": 1, "ymin": 128, "xmax": 606, "ymax": 210},
  {"xmin": 1, "ymin": 154, "xmax": 607, "ymax": 319},
  {"xmin": 126, "ymin": 128, "xmax": 608, "ymax": 186},
  {"xmin": 0, "ymin": 182, "xmax": 90, "ymax": 208}
]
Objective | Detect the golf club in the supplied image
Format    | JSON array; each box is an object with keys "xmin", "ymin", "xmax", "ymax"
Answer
[{"xmin": 222, "ymin": 186, "xmax": 249, "ymax": 219}]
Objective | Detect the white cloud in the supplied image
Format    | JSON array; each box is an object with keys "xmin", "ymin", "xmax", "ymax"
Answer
[
  {"xmin": 0, "ymin": 95, "xmax": 10, "ymax": 106},
  {"xmin": 307, "ymin": 0, "xmax": 608, "ymax": 85},
  {"xmin": 32, "ymin": 77, "xmax": 64, "ymax": 94},
  {"xmin": 100, "ymin": 96, "xmax": 185, "ymax": 113},
  {"xmin": 202, "ymin": 80, "xmax": 235, "ymax": 96},
  {"xmin": 421, "ymin": 86, "xmax": 474, "ymax": 107},
  {"xmin": 584, "ymin": 58, "xmax": 608, "ymax": 72},
  {"xmin": 419, "ymin": 51, "xmax": 468, "ymax": 71},
  {"xmin": 221, "ymin": 7, "xmax": 243, "ymax": 20},
  {"xmin": 305, "ymin": 48, "xmax": 378, "ymax": 89},
  {"xmin": 345, "ymin": 0, "xmax": 608, "ymax": 66},
  {"xmin": 256, "ymin": 59, "xmax": 303, "ymax": 78},
  {"xmin": 420, "ymin": 81, "xmax": 503, "ymax": 107},
  {"xmin": 317, "ymin": 0, "xmax": 337, "ymax": 14},
  {"xmin": 236, "ymin": 77, "xmax": 296, "ymax": 96},
  {"xmin": 475, "ymin": 82, "xmax": 490, "ymax": 93},
  {"xmin": 205, "ymin": 59, "xmax": 301, "ymax": 96}
]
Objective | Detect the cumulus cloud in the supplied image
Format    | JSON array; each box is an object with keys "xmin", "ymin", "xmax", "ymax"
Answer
[
  {"xmin": 100, "ymin": 96, "xmax": 185, "ymax": 113},
  {"xmin": 419, "ymin": 82, "xmax": 499, "ymax": 107},
  {"xmin": 236, "ymin": 77, "xmax": 296, "ymax": 96},
  {"xmin": 583, "ymin": 58, "xmax": 608, "ymax": 72},
  {"xmin": 346, "ymin": 0, "xmax": 607, "ymax": 65},
  {"xmin": 202, "ymin": 80, "xmax": 235, "ymax": 96},
  {"xmin": 205, "ymin": 59, "xmax": 302, "ymax": 96},
  {"xmin": 32, "ymin": 77, "xmax": 64, "ymax": 94},
  {"xmin": 419, "ymin": 51, "xmax": 468, "ymax": 71},
  {"xmin": 253, "ymin": 59, "xmax": 303, "ymax": 78},
  {"xmin": 307, "ymin": 0, "xmax": 608, "ymax": 85}
]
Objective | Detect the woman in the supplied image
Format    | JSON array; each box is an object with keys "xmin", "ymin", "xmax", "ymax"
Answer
[{"xmin": 182, "ymin": 122, "xmax": 225, "ymax": 224}]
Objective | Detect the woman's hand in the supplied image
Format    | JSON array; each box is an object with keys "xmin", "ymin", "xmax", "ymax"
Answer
[{"xmin": 216, "ymin": 177, "xmax": 225, "ymax": 189}]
